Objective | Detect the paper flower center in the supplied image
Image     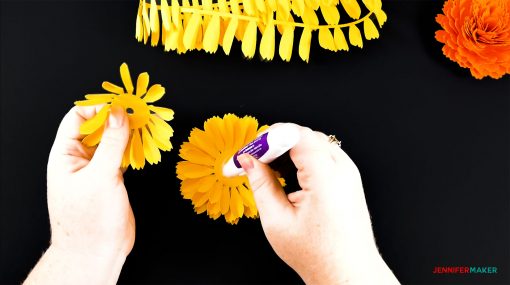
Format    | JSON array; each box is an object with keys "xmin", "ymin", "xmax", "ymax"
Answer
[
  {"xmin": 112, "ymin": 94, "xmax": 150, "ymax": 130},
  {"xmin": 214, "ymin": 151, "xmax": 246, "ymax": 188}
]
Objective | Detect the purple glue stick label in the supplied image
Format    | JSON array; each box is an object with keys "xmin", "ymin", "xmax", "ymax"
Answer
[{"xmin": 233, "ymin": 133, "xmax": 269, "ymax": 168}]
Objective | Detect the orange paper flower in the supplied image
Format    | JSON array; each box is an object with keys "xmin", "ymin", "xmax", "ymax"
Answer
[
  {"xmin": 435, "ymin": 0, "xmax": 510, "ymax": 79},
  {"xmin": 176, "ymin": 114, "xmax": 285, "ymax": 224}
]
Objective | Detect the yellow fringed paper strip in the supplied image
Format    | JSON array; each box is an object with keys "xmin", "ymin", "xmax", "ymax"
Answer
[
  {"xmin": 136, "ymin": 0, "xmax": 387, "ymax": 62},
  {"xmin": 176, "ymin": 114, "xmax": 285, "ymax": 224},
  {"xmin": 75, "ymin": 63, "xmax": 175, "ymax": 170}
]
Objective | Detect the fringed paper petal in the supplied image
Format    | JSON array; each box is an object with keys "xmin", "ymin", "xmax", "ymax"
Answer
[{"xmin": 134, "ymin": 0, "xmax": 386, "ymax": 62}]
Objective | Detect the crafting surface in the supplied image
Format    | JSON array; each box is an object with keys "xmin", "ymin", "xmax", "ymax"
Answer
[{"xmin": 1, "ymin": 0, "xmax": 509, "ymax": 284}]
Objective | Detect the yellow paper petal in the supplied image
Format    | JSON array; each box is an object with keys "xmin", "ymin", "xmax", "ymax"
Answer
[
  {"xmin": 75, "ymin": 99, "xmax": 111, "ymax": 106},
  {"xmin": 142, "ymin": 126, "xmax": 161, "ymax": 164},
  {"xmin": 195, "ymin": 203, "xmax": 208, "ymax": 214},
  {"xmin": 319, "ymin": 28, "xmax": 336, "ymax": 51},
  {"xmin": 203, "ymin": 15, "xmax": 220, "ymax": 53},
  {"xmin": 349, "ymin": 24, "xmax": 363, "ymax": 48},
  {"xmin": 277, "ymin": 0, "xmax": 291, "ymax": 14},
  {"xmin": 244, "ymin": 202, "xmax": 258, "ymax": 218},
  {"xmin": 150, "ymin": 0, "xmax": 160, "ymax": 46},
  {"xmin": 161, "ymin": 0, "xmax": 171, "ymax": 31},
  {"xmin": 232, "ymin": 117, "xmax": 249, "ymax": 151},
  {"xmin": 171, "ymin": 0, "xmax": 180, "ymax": 27},
  {"xmin": 207, "ymin": 202, "xmax": 221, "ymax": 219},
  {"xmin": 259, "ymin": 19, "xmax": 275, "ymax": 60},
  {"xmin": 222, "ymin": 18, "xmax": 238, "ymax": 55},
  {"xmin": 241, "ymin": 21, "xmax": 258, "ymax": 58},
  {"xmin": 375, "ymin": 9, "xmax": 387, "ymax": 28},
  {"xmin": 222, "ymin": 113, "xmax": 237, "ymax": 151},
  {"xmin": 82, "ymin": 126, "xmax": 104, "ymax": 147},
  {"xmin": 79, "ymin": 105, "xmax": 110, "ymax": 135},
  {"xmin": 291, "ymin": 0, "xmax": 305, "ymax": 16},
  {"xmin": 130, "ymin": 128, "xmax": 146, "ymax": 169},
  {"xmin": 120, "ymin": 63, "xmax": 134, "ymax": 94},
  {"xmin": 203, "ymin": 116, "xmax": 226, "ymax": 151},
  {"xmin": 340, "ymin": 0, "xmax": 361, "ymax": 19},
  {"xmin": 209, "ymin": 182, "xmax": 223, "ymax": 203},
  {"xmin": 181, "ymin": 177, "xmax": 202, "ymax": 199},
  {"xmin": 148, "ymin": 120, "xmax": 173, "ymax": 151},
  {"xmin": 102, "ymin": 81, "xmax": 124, "ymax": 94},
  {"xmin": 188, "ymin": 128, "xmax": 219, "ymax": 157},
  {"xmin": 136, "ymin": 3, "xmax": 143, "ymax": 41},
  {"xmin": 179, "ymin": 142, "xmax": 215, "ymax": 166},
  {"xmin": 230, "ymin": 188, "xmax": 244, "ymax": 219},
  {"xmin": 84, "ymin": 94, "xmax": 115, "ymax": 101},
  {"xmin": 143, "ymin": 84, "xmax": 165, "ymax": 103},
  {"xmin": 220, "ymin": 186, "xmax": 230, "ymax": 214},
  {"xmin": 244, "ymin": 0, "xmax": 256, "ymax": 15},
  {"xmin": 279, "ymin": 26, "xmax": 294, "ymax": 61},
  {"xmin": 193, "ymin": 191, "xmax": 210, "ymax": 208},
  {"xmin": 320, "ymin": 4, "xmax": 340, "ymax": 25},
  {"xmin": 302, "ymin": 7, "xmax": 319, "ymax": 26},
  {"xmin": 177, "ymin": 161, "xmax": 214, "ymax": 179},
  {"xmin": 363, "ymin": 18, "xmax": 379, "ymax": 40},
  {"xmin": 197, "ymin": 175, "xmax": 217, "ymax": 193},
  {"xmin": 183, "ymin": 13, "xmax": 202, "ymax": 50},
  {"xmin": 255, "ymin": 0, "xmax": 267, "ymax": 13},
  {"xmin": 299, "ymin": 28, "xmax": 312, "ymax": 62},
  {"xmin": 334, "ymin": 27, "xmax": 349, "ymax": 51},
  {"xmin": 241, "ymin": 116, "xmax": 259, "ymax": 145},
  {"xmin": 238, "ymin": 184, "xmax": 256, "ymax": 208},
  {"xmin": 142, "ymin": 0, "xmax": 151, "ymax": 36},
  {"xmin": 149, "ymin": 105, "xmax": 174, "ymax": 121},
  {"xmin": 136, "ymin": 72, "xmax": 149, "ymax": 97}
]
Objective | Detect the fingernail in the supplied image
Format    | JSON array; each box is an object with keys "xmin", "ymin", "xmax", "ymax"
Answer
[
  {"xmin": 238, "ymin": 154, "xmax": 254, "ymax": 171},
  {"xmin": 108, "ymin": 105, "xmax": 125, "ymax": 129}
]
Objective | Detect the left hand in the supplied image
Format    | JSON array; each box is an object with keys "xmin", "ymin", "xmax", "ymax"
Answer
[{"xmin": 47, "ymin": 105, "xmax": 135, "ymax": 259}]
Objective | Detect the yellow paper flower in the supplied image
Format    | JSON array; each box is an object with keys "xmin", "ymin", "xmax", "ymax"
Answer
[
  {"xmin": 135, "ymin": 0, "xmax": 387, "ymax": 62},
  {"xmin": 176, "ymin": 114, "xmax": 285, "ymax": 224},
  {"xmin": 75, "ymin": 63, "xmax": 174, "ymax": 170}
]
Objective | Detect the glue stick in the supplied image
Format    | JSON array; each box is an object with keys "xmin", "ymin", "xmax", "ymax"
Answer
[{"xmin": 222, "ymin": 124, "xmax": 300, "ymax": 177}]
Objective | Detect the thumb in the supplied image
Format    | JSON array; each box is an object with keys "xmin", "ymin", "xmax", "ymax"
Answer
[
  {"xmin": 89, "ymin": 105, "xmax": 129, "ymax": 176},
  {"xmin": 238, "ymin": 154, "xmax": 293, "ymax": 223}
]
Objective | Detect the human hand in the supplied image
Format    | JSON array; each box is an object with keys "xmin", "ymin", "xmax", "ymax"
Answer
[
  {"xmin": 25, "ymin": 105, "xmax": 135, "ymax": 284},
  {"xmin": 238, "ymin": 124, "xmax": 399, "ymax": 285}
]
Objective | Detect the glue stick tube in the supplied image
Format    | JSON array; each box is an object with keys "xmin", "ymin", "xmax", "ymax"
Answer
[{"xmin": 222, "ymin": 124, "xmax": 300, "ymax": 177}]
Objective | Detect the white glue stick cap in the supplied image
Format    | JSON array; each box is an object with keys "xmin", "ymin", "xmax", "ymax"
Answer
[{"xmin": 222, "ymin": 124, "xmax": 300, "ymax": 177}]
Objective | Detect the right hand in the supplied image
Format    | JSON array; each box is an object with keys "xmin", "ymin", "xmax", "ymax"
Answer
[{"xmin": 237, "ymin": 124, "xmax": 399, "ymax": 285}]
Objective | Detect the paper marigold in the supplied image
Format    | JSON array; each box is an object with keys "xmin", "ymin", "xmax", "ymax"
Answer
[
  {"xmin": 435, "ymin": 0, "xmax": 510, "ymax": 79},
  {"xmin": 176, "ymin": 114, "xmax": 285, "ymax": 224},
  {"xmin": 135, "ymin": 0, "xmax": 387, "ymax": 62},
  {"xmin": 75, "ymin": 63, "xmax": 174, "ymax": 170}
]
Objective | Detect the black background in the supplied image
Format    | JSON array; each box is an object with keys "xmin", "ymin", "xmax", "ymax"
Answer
[{"xmin": 1, "ymin": 0, "xmax": 509, "ymax": 284}]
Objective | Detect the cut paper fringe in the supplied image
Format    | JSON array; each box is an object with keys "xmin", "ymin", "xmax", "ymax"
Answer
[
  {"xmin": 75, "ymin": 63, "xmax": 174, "ymax": 170},
  {"xmin": 176, "ymin": 114, "xmax": 285, "ymax": 224},
  {"xmin": 136, "ymin": 0, "xmax": 387, "ymax": 62}
]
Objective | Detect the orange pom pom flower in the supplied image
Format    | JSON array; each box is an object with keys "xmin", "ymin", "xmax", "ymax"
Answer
[{"xmin": 435, "ymin": 0, "xmax": 510, "ymax": 79}]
